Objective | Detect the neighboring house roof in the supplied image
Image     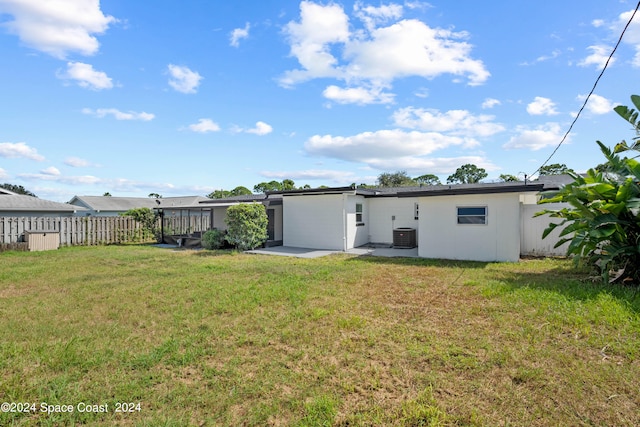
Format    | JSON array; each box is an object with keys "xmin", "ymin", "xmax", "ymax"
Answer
[
  {"xmin": 0, "ymin": 188, "xmax": 19, "ymax": 195},
  {"xmin": 0, "ymin": 193, "xmax": 87, "ymax": 213},
  {"xmin": 69, "ymin": 195, "xmax": 209, "ymax": 212}
]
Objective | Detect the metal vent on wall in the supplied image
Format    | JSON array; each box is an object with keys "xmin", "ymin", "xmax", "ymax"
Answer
[{"xmin": 393, "ymin": 228, "xmax": 416, "ymax": 248}]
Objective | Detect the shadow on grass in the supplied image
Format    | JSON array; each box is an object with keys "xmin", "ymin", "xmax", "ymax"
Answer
[
  {"xmin": 494, "ymin": 266, "xmax": 640, "ymax": 314},
  {"xmin": 345, "ymin": 254, "xmax": 491, "ymax": 269}
]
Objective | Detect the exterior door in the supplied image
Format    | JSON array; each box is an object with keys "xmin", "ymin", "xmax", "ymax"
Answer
[{"xmin": 267, "ymin": 209, "xmax": 275, "ymax": 241}]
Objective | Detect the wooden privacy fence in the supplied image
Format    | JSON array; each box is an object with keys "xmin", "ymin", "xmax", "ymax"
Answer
[{"xmin": 0, "ymin": 216, "xmax": 157, "ymax": 247}]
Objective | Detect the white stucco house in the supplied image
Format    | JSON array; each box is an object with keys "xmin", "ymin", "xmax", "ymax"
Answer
[{"xmin": 163, "ymin": 177, "xmax": 569, "ymax": 262}]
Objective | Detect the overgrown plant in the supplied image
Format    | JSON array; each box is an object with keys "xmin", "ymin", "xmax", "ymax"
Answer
[
  {"xmin": 537, "ymin": 95, "xmax": 640, "ymax": 285},
  {"xmin": 121, "ymin": 207, "xmax": 159, "ymax": 242},
  {"xmin": 202, "ymin": 229, "xmax": 226, "ymax": 250},
  {"xmin": 224, "ymin": 203, "xmax": 268, "ymax": 251}
]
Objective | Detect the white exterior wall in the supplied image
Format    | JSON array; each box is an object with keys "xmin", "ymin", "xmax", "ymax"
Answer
[
  {"xmin": 210, "ymin": 207, "xmax": 229, "ymax": 230},
  {"xmin": 283, "ymin": 194, "xmax": 346, "ymax": 250},
  {"xmin": 367, "ymin": 197, "xmax": 419, "ymax": 245},
  {"xmin": 418, "ymin": 193, "xmax": 522, "ymax": 262},
  {"xmin": 521, "ymin": 202, "xmax": 570, "ymax": 256}
]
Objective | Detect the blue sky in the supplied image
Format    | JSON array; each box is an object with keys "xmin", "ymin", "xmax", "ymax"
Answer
[{"xmin": 1, "ymin": 0, "xmax": 640, "ymax": 201}]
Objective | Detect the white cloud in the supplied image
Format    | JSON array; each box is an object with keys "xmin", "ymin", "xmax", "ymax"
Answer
[
  {"xmin": 280, "ymin": 1, "xmax": 489, "ymax": 100},
  {"xmin": 187, "ymin": 118, "xmax": 220, "ymax": 133},
  {"xmin": 0, "ymin": 0, "xmax": 115, "ymax": 59},
  {"xmin": 59, "ymin": 62, "xmax": 113, "ymax": 90},
  {"xmin": 392, "ymin": 107, "xmax": 504, "ymax": 137},
  {"xmin": 366, "ymin": 155, "xmax": 498, "ymax": 174},
  {"xmin": 19, "ymin": 172, "xmax": 101, "ymax": 185},
  {"xmin": 482, "ymin": 98, "xmax": 501, "ymax": 109},
  {"xmin": 230, "ymin": 23, "xmax": 250, "ymax": 47},
  {"xmin": 305, "ymin": 129, "xmax": 467, "ymax": 163},
  {"xmin": 64, "ymin": 157, "xmax": 91, "ymax": 167},
  {"xmin": 261, "ymin": 169, "xmax": 357, "ymax": 182},
  {"xmin": 503, "ymin": 123, "xmax": 567, "ymax": 151},
  {"xmin": 353, "ymin": 1, "xmax": 403, "ymax": 31},
  {"xmin": 40, "ymin": 166, "xmax": 61, "ymax": 176},
  {"xmin": 613, "ymin": 9, "xmax": 640, "ymax": 67},
  {"xmin": 0, "ymin": 142, "xmax": 45, "ymax": 161},
  {"xmin": 578, "ymin": 93, "xmax": 617, "ymax": 115},
  {"xmin": 82, "ymin": 108, "xmax": 154, "ymax": 121},
  {"xmin": 246, "ymin": 121, "xmax": 273, "ymax": 135},
  {"xmin": 526, "ymin": 97, "xmax": 559, "ymax": 116},
  {"xmin": 167, "ymin": 64, "xmax": 202, "ymax": 94},
  {"xmin": 323, "ymin": 84, "xmax": 394, "ymax": 104},
  {"xmin": 578, "ymin": 45, "xmax": 613, "ymax": 69},
  {"xmin": 0, "ymin": 168, "xmax": 8, "ymax": 179}
]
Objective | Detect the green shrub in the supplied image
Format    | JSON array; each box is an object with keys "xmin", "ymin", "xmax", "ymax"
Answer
[
  {"xmin": 224, "ymin": 203, "xmax": 268, "ymax": 251},
  {"xmin": 202, "ymin": 229, "xmax": 226, "ymax": 250}
]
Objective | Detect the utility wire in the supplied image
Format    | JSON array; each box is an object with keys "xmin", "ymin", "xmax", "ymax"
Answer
[{"xmin": 530, "ymin": 1, "xmax": 640, "ymax": 179}]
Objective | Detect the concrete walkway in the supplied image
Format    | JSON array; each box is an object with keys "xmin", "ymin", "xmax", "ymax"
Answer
[{"xmin": 247, "ymin": 245, "xmax": 419, "ymax": 259}]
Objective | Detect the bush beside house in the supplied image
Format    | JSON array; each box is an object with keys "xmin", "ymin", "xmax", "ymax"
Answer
[{"xmin": 224, "ymin": 203, "xmax": 268, "ymax": 251}]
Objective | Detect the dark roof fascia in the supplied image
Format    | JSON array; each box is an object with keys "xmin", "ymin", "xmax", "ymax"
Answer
[
  {"xmin": 397, "ymin": 183, "xmax": 546, "ymax": 198},
  {"xmin": 268, "ymin": 186, "xmax": 356, "ymax": 196}
]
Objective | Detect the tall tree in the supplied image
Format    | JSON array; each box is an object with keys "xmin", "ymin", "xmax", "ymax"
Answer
[
  {"xmin": 538, "ymin": 163, "xmax": 574, "ymax": 176},
  {"xmin": 207, "ymin": 189, "xmax": 231, "ymax": 199},
  {"xmin": 446, "ymin": 164, "xmax": 487, "ymax": 184},
  {"xmin": 103, "ymin": 192, "xmax": 112, "ymax": 197},
  {"xmin": 0, "ymin": 183, "xmax": 37, "ymax": 197},
  {"xmin": 499, "ymin": 174, "xmax": 520, "ymax": 182},
  {"xmin": 253, "ymin": 180, "xmax": 283, "ymax": 193},
  {"xmin": 148, "ymin": 193, "xmax": 163, "ymax": 198},
  {"xmin": 376, "ymin": 171, "xmax": 416, "ymax": 187},
  {"xmin": 229, "ymin": 186, "xmax": 252, "ymax": 196},
  {"xmin": 414, "ymin": 174, "xmax": 441, "ymax": 185},
  {"xmin": 281, "ymin": 179, "xmax": 296, "ymax": 190}
]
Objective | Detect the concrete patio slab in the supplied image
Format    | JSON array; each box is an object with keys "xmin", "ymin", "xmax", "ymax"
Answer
[
  {"xmin": 246, "ymin": 245, "xmax": 419, "ymax": 259},
  {"xmin": 246, "ymin": 246, "xmax": 341, "ymax": 258}
]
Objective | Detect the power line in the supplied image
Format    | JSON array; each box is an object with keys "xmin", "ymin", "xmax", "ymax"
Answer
[{"xmin": 530, "ymin": 1, "xmax": 640, "ymax": 178}]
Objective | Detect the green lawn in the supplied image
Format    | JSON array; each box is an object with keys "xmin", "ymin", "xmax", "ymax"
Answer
[{"xmin": 0, "ymin": 245, "xmax": 638, "ymax": 426}]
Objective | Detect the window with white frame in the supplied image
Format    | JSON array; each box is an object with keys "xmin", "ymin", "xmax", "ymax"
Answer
[
  {"xmin": 457, "ymin": 206, "xmax": 487, "ymax": 225},
  {"xmin": 356, "ymin": 203, "xmax": 364, "ymax": 224}
]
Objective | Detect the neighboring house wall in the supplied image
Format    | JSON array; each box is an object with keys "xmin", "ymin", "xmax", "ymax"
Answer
[
  {"xmin": 368, "ymin": 197, "xmax": 419, "ymax": 245},
  {"xmin": 283, "ymin": 194, "xmax": 346, "ymax": 250},
  {"xmin": 520, "ymin": 202, "xmax": 570, "ymax": 257},
  {"xmin": 418, "ymin": 192, "xmax": 523, "ymax": 262}
]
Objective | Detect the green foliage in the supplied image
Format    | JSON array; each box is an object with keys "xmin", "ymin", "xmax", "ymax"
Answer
[
  {"xmin": 121, "ymin": 207, "xmax": 159, "ymax": 241},
  {"xmin": 202, "ymin": 229, "xmax": 226, "ymax": 250},
  {"xmin": 499, "ymin": 174, "xmax": 520, "ymax": 182},
  {"xmin": 102, "ymin": 192, "xmax": 112, "ymax": 197},
  {"xmin": 0, "ymin": 183, "xmax": 37, "ymax": 197},
  {"xmin": 207, "ymin": 186, "xmax": 254, "ymax": 199},
  {"xmin": 414, "ymin": 174, "xmax": 441, "ymax": 185},
  {"xmin": 446, "ymin": 164, "xmax": 487, "ymax": 184},
  {"xmin": 224, "ymin": 203, "xmax": 268, "ymax": 250},
  {"xmin": 253, "ymin": 180, "xmax": 296, "ymax": 193},
  {"xmin": 539, "ymin": 163, "xmax": 574, "ymax": 176},
  {"xmin": 148, "ymin": 193, "xmax": 162, "ymax": 198},
  {"xmin": 376, "ymin": 171, "xmax": 416, "ymax": 187},
  {"xmin": 538, "ymin": 95, "xmax": 640, "ymax": 285}
]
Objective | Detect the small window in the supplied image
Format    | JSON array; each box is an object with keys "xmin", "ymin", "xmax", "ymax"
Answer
[
  {"xmin": 457, "ymin": 206, "xmax": 487, "ymax": 225},
  {"xmin": 414, "ymin": 203, "xmax": 419, "ymax": 220},
  {"xmin": 356, "ymin": 203, "xmax": 363, "ymax": 224}
]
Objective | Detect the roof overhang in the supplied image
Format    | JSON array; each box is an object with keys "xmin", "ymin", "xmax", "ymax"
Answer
[{"xmin": 398, "ymin": 183, "xmax": 545, "ymax": 198}]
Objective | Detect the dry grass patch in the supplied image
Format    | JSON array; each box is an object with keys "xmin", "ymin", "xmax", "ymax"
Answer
[{"xmin": 0, "ymin": 246, "xmax": 638, "ymax": 426}]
